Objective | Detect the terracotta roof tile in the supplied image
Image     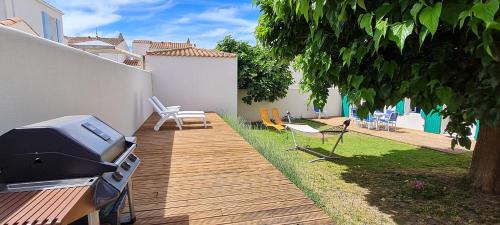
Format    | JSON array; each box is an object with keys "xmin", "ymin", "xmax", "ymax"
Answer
[
  {"xmin": 66, "ymin": 35, "xmax": 125, "ymax": 46},
  {"xmin": 133, "ymin": 40, "xmax": 152, "ymax": 44},
  {"xmin": 0, "ymin": 17, "xmax": 23, "ymax": 26},
  {"xmin": 149, "ymin": 41, "xmax": 194, "ymax": 50},
  {"xmin": 146, "ymin": 47, "xmax": 236, "ymax": 58},
  {"xmin": 1, "ymin": 17, "xmax": 40, "ymax": 36},
  {"xmin": 123, "ymin": 59, "xmax": 142, "ymax": 66}
]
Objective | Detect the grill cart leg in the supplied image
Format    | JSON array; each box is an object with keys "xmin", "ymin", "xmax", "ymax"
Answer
[
  {"xmin": 87, "ymin": 211, "xmax": 100, "ymax": 225},
  {"xmin": 125, "ymin": 180, "xmax": 137, "ymax": 224}
]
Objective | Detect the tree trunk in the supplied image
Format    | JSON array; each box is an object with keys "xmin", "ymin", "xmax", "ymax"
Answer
[{"xmin": 469, "ymin": 124, "xmax": 500, "ymax": 194}]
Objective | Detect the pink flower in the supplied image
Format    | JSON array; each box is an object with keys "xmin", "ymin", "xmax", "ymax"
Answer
[{"xmin": 415, "ymin": 180, "xmax": 425, "ymax": 190}]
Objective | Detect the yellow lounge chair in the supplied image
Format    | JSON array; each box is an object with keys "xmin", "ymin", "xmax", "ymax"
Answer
[
  {"xmin": 260, "ymin": 108, "xmax": 285, "ymax": 131},
  {"xmin": 272, "ymin": 108, "xmax": 286, "ymax": 126}
]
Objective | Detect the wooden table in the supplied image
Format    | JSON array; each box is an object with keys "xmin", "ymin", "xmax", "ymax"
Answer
[{"xmin": 0, "ymin": 186, "xmax": 99, "ymax": 225}]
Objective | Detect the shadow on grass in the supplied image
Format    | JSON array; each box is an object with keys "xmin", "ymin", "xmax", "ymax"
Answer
[
  {"xmin": 224, "ymin": 115, "xmax": 500, "ymax": 225},
  {"xmin": 313, "ymin": 147, "xmax": 500, "ymax": 225}
]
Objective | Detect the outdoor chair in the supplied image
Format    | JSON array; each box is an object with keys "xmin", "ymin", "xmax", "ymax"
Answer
[
  {"xmin": 378, "ymin": 112, "xmax": 398, "ymax": 131},
  {"xmin": 152, "ymin": 96, "xmax": 203, "ymax": 114},
  {"xmin": 148, "ymin": 97, "xmax": 206, "ymax": 131},
  {"xmin": 351, "ymin": 108, "xmax": 362, "ymax": 127},
  {"xmin": 260, "ymin": 108, "xmax": 285, "ymax": 131},
  {"xmin": 271, "ymin": 108, "xmax": 286, "ymax": 127},
  {"xmin": 363, "ymin": 114, "xmax": 377, "ymax": 129}
]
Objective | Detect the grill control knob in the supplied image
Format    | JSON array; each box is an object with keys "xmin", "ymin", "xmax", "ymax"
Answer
[
  {"xmin": 112, "ymin": 171, "xmax": 124, "ymax": 181},
  {"xmin": 121, "ymin": 162, "xmax": 131, "ymax": 171},
  {"xmin": 128, "ymin": 154, "xmax": 138, "ymax": 162}
]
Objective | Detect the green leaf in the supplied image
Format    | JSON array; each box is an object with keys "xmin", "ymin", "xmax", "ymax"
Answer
[
  {"xmin": 373, "ymin": 18, "xmax": 388, "ymax": 51},
  {"xmin": 483, "ymin": 30, "xmax": 495, "ymax": 58},
  {"xmin": 357, "ymin": 0, "xmax": 366, "ymax": 10},
  {"xmin": 471, "ymin": 0, "xmax": 499, "ymax": 24},
  {"xmin": 360, "ymin": 88, "xmax": 376, "ymax": 105},
  {"xmin": 441, "ymin": 0, "xmax": 467, "ymax": 28},
  {"xmin": 470, "ymin": 17, "xmax": 481, "ymax": 37},
  {"xmin": 419, "ymin": 26, "xmax": 429, "ymax": 47},
  {"xmin": 313, "ymin": 0, "xmax": 324, "ymax": 26},
  {"xmin": 298, "ymin": 0, "xmax": 310, "ymax": 21},
  {"xmin": 339, "ymin": 4, "xmax": 347, "ymax": 21},
  {"xmin": 359, "ymin": 13, "xmax": 373, "ymax": 36},
  {"xmin": 382, "ymin": 60, "xmax": 397, "ymax": 78},
  {"xmin": 488, "ymin": 21, "xmax": 500, "ymax": 30},
  {"xmin": 458, "ymin": 10, "xmax": 472, "ymax": 28},
  {"xmin": 375, "ymin": 3, "xmax": 392, "ymax": 19},
  {"xmin": 410, "ymin": 3, "xmax": 423, "ymax": 23},
  {"xmin": 419, "ymin": 2, "xmax": 442, "ymax": 36},
  {"xmin": 436, "ymin": 86, "xmax": 454, "ymax": 103},
  {"xmin": 389, "ymin": 21, "xmax": 414, "ymax": 52},
  {"xmin": 351, "ymin": 75, "xmax": 364, "ymax": 89}
]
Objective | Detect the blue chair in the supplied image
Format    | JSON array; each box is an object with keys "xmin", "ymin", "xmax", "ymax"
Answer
[
  {"xmin": 364, "ymin": 114, "xmax": 377, "ymax": 129},
  {"xmin": 351, "ymin": 108, "xmax": 362, "ymax": 127},
  {"xmin": 379, "ymin": 112, "xmax": 398, "ymax": 131}
]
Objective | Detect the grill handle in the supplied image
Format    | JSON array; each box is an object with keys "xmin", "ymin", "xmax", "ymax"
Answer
[{"xmin": 113, "ymin": 143, "xmax": 137, "ymax": 164}]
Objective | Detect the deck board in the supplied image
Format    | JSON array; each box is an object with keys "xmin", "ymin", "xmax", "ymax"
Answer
[{"xmin": 130, "ymin": 113, "xmax": 334, "ymax": 225}]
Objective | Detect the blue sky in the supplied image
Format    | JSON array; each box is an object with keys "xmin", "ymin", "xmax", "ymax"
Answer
[{"xmin": 45, "ymin": 0, "xmax": 260, "ymax": 48}]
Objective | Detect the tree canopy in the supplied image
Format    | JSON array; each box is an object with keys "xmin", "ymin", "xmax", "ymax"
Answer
[
  {"xmin": 255, "ymin": 0, "xmax": 499, "ymax": 150},
  {"xmin": 216, "ymin": 36, "xmax": 293, "ymax": 104}
]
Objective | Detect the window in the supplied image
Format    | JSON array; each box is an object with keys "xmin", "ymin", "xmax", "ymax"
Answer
[{"xmin": 41, "ymin": 11, "xmax": 61, "ymax": 42}]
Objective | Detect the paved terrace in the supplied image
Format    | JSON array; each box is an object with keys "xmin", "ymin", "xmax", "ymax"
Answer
[
  {"xmin": 314, "ymin": 117, "xmax": 475, "ymax": 153},
  {"xmin": 129, "ymin": 113, "xmax": 333, "ymax": 225}
]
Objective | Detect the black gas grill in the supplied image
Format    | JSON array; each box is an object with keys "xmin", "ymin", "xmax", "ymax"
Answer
[{"xmin": 0, "ymin": 115, "xmax": 140, "ymax": 224}]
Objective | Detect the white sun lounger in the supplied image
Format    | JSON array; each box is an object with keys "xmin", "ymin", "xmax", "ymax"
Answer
[
  {"xmin": 148, "ymin": 97, "xmax": 206, "ymax": 131},
  {"xmin": 152, "ymin": 96, "xmax": 204, "ymax": 115}
]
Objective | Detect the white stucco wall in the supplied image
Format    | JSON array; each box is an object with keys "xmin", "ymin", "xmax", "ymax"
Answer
[
  {"xmin": 238, "ymin": 88, "xmax": 342, "ymax": 121},
  {"xmin": 99, "ymin": 41, "xmax": 129, "ymax": 63},
  {"xmin": 1, "ymin": 0, "xmax": 63, "ymax": 39},
  {"xmin": 0, "ymin": 26, "xmax": 153, "ymax": 136},
  {"xmin": 5, "ymin": 20, "xmax": 38, "ymax": 36},
  {"xmin": 146, "ymin": 55, "xmax": 238, "ymax": 116},
  {"xmin": 0, "ymin": 0, "xmax": 6, "ymax": 19},
  {"xmin": 132, "ymin": 42, "xmax": 150, "ymax": 56}
]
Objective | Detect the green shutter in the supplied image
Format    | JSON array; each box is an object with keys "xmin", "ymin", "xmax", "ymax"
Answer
[
  {"xmin": 474, "ymin": 120, "xmax": 480, "ymax": 140},
  {"xmin": 421, "ymin": 106, "xmax": 443, "ymax": 134},
  {"xmin": 396, "ymin": 100, "xmax": 405, "ymax": 115},
  {"xmin": 342, "ymin": 96, "xmax": 349, "ymax": 117}
]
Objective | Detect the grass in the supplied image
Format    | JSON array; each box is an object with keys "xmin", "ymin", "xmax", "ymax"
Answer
[{"xmin": 221, "ymin": 115, "xmax": 500, "ymax": 225}]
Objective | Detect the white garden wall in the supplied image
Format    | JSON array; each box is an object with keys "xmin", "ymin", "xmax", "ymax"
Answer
[
  {"xmin": 238, "ymin": 88, "xmax": 342, "ymax": 121},
  {"xmin": 146, "ymin": 55, "xmax": 238, "ymax": 116},
  {"xmin": 0, "ymin": 26, "xmax": 153, "ymax": 136}
]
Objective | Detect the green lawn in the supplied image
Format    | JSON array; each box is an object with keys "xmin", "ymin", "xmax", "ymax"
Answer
[{"xmin": 222, "ymin": 115, "xmax": 500, "ymax": 225}]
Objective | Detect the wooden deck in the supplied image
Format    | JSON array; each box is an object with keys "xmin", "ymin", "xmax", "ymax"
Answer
[{"xmin": 129, "ymin": 113, "xmax": 333, "ymax": 225}]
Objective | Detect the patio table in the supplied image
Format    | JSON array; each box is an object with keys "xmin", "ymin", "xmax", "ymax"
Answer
[
  {"xmin": 373, "ymin": 112, "xmax": 386, "ymax": 130},
  {"xmin": 0, "ymin": 187, "xmax": 98, "ymax": 225}
]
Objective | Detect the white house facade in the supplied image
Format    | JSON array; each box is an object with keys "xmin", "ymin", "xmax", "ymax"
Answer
[{"xmin": 0, "ymin": 0, "xmax": 63, "ymax": 42}]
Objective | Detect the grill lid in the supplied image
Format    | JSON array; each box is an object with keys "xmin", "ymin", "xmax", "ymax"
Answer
[{"xmin": 0, "ymin": 115, "xmax": 127, "ymax": 183}]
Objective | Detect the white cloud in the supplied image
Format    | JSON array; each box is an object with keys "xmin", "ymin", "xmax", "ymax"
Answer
[
  {"xmin": 199, "ymin": 28, "xmax": 229, "ymax": 38},
  {"xmin": 173, "ymin": 17, "xmax": 191, "ymax": 24},
  {"xmin": 197, "ymin": 7, "xmax": 256, "ymax": 28},
  {"xmin": 63, "ymin": 10, "xmax": 121, "ymax": 35},
  {"xmin": 48, "ymin": 0, "xmax": 168, "ymax": 35},
  {"xmin": 47, "ymin": 0, "xmax": 259, "ymax": 48}
]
